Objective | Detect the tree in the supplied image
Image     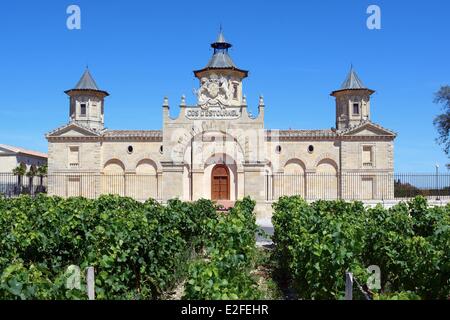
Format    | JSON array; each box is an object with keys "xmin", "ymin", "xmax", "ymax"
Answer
[
  {"xmin": 12, "ymin": 163, "xmax": 26, "ymax": 176},
  {"xmin": 37, "ymin": 165, "xmax": 48, "ymax": 177},
  {"xmin": 12, "ymin": 163, "xmax": 26, "ymax": 194},
  {"xmin": 433, "ymin": 86, "xmax": 450, "ymax": 164},
  {"xmin": 26, "ymin": 165, "xmax": 38, "ymax": 195},
  {"xmin": 26, "ymin": 165, "xmax": 38, "ymax": 178},
  {"xmin": 36, "ymin": 165, "xmax": 48, "ymax": 193}
]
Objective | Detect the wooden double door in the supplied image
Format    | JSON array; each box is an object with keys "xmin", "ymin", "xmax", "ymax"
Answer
[{"xmin": 211, "ymin": 165, "xmax": 230, "ymax": 200}]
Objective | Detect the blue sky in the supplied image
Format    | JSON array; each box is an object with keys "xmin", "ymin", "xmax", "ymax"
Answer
[{"xmin": 0, "ymin": 0, "xmax": 448, "ymax": 172}]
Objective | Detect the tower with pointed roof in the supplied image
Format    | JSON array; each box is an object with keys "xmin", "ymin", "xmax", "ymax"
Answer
[
  {"xmin": 64, "ymin": 69, "xmax": 109, "ymax": 131},
  {"xmin": 193, "ymin": 29, "xmax": 248, "ymax": 108},
  {"xmin": 331, "ymin": 66, "xmax": 375, "ymax": 130}
]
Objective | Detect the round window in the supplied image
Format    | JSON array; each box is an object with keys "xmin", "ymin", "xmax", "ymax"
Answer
[
  {"xmin": 127, "ymin": 146, "xmax": 134, "ymax": 154},
  {"xmin": 159, "ymin": 145, "xmax": 164, "ymax": 154},
  {"xmin": 308, "ymin": 145, "xmax": 314, "ymax": 153},
  {"xmin": 275, "ymin": 145, "xmax": 282, "ymax": 154}
]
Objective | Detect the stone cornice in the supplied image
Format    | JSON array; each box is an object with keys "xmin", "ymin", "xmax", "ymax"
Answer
[
  {"xmin": 338, "ymin": 135, "xmax": 395, "ymax": 142},
  {"xmin": 102, "ymin": 136, "xmax": 162, "ymax": 142},
  {"xmin": 47, "ymin": 136, "xmax": 102, "ymax": 142},
  {"xmin": 265, "ymin": 135, "xmax": 394, "ymax": 142},
  {"xmin": 160, "ymin": 161, "xmax": 185, "ymax": 172},
  {"xmin": 46, "ymin": 121, "xmax": 102, "ymax": 138}
]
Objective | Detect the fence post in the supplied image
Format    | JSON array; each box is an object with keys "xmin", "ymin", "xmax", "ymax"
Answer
[
  {"xmin": 87, "ymin": 267, "xmax": 95, "ymax": 300},
  {"xmin": 345, "ymin": 272, "xmax": 353, "ymax": 300},
  {"xmin": 436, "ymin": 164, "xmax": 440, "ymax": 201}
]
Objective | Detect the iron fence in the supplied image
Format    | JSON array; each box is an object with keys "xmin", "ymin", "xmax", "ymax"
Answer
[
  {"xmin": 47, "ymin": 173, "xmax": 162, "ymax": 201},
  {"xmin": 0, "ymin": 173, "xmax": 47, "ymax": 197},
  {"xmin": 0, "ymin": 173, "xmax": 161, "ymax": 201},
  {"xmin": 265, "ymin": 172, "xmax": 450, "ymax": 201},
  {"xmin": 1, "ymin": 172, "xmax": 449, "ymax": 202}
]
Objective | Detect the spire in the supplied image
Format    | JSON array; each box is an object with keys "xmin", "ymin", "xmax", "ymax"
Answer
[
  {"xmin": 216, "ymin": 24, "xmax": 226, "ymax": 42},
  {"xmin": 65, "ymin": 68, "xmax": 109, "ymax": 96},
  {"xmin": 340, "ymin": 65, "xmax": 366, "ymax": 90},
  {"xmin": 193, "ymin": 28, "xmax": 248, "ymax": 78},
  {"xmin": 331, "ymin": 66, "xmax": 375, "ymax": 97},
  {"xmin": 205, "ymin": 28, "xmax": 235, "ymax": 68},
  {"xmin": 211, "ymin": 27, "xmax": 232, "ymax": 51},
  {"xmin": 75, "ymin": 68, "xmax": 100, "ymax": 90}
]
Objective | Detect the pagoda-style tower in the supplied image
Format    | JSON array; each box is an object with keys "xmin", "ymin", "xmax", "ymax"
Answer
[
  {"xmin": 193, "ymin": 30, "xmax": 248, "ymax": 108},
  {"xmin": 65, "ymin": 69, "xmax": 109, "ymax": 131},
  {"xmin": 331, "ymin": 66, "xmax": 375, "ymax": 130}
]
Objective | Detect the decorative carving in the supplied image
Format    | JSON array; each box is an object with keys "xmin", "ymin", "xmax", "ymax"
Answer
[{"xmin": 195, "ymin": 74, "xmax": 233, "ymax": 108}]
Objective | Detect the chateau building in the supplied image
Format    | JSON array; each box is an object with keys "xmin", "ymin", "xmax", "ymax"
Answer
[{"xmin": 46, "ymin": 31, "xmax": 396, "ymax": 216}]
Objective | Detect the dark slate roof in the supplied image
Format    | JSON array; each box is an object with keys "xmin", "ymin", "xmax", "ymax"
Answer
[
  {"xmin": 206, "ymin": 52, "xmax": 236, "ymax": 69},
  {"xmin": 194, "ymin": 30, "xmax": 248, "ymax": 77},
  {"xmin": 340, "ymin": 66, "xmax": 366, "ymax": 90},
  {"xmin": 65, "ymin": 69, "xmax": 109, "ymax": 96},
  {"xmin": 75, "ymin": 69, "xmax": 100, "ymax": 90}
]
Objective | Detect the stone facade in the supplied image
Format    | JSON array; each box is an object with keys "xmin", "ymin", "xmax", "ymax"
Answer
[{"xmin": 46, "ymin": 32, "xmax": 396, "ymax": 217}]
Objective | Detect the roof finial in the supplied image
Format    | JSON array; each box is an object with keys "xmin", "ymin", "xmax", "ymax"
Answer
[
  {"xmin": 215, "ymin": 24, "xmax": 227, "ymax": 45},
  {"xmin": 259, "ymin": 95, "xmax": 265, "ymax": 106}
]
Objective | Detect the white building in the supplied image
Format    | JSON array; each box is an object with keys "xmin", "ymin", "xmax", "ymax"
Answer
[{"xmin": 0, "ymin": 144, "xmax": 47, "ymax": 172}]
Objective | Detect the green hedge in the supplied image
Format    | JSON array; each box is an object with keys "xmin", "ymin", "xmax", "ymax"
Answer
[
  {"xmin": 0, "ymin": 195, "xmax": 218, "ymax": 300},
  {"xmin": 272, "ymin": 196, "xmax": 450, "ymax": 300}
]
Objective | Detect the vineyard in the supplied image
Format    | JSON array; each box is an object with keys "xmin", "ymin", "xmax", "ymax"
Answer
[
  {"xmin": 272, "ymin": 196, "xmax": 450, "ymax": 299},
  {"xmin": 0, "ymin": 194, "xmax": 449, "ymax": 300},
  {"xmin": 0, "ymin": 195, "xmax": 261, "ymax": 300}
]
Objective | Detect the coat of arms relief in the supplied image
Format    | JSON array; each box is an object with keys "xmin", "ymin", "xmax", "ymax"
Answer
[{"xmin": 194, "ymin": 74, "xmax": 235, "ymax": 109}]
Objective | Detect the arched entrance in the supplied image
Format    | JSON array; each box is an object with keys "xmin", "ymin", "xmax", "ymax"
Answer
[{"xmin": 211, "ymin": 165, "xmax": 230, "ymax": 200}]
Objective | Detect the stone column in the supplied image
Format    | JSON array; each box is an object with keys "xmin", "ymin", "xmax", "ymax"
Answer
[
  {"xmin": 243, "ymin": 162, "xmax": 266, "ymax": 202},
  {"xmin": 161, "ymin": 161, "xmax": 184, "ymax": 202},
  {"xmin": 192, "ymin": 169, "xmax": 204, "ymax": 201},
  {"xmin": 156, "ymin": 171, "xmax": 163, "ymax": 200},
  {"xmin": 237, "ymin": 170, "xmax": 245, "ymax": 200},
  {"xmin": 305, "ymin": 169, "xmax": 316, "ymax": 201},
  {"xmin": 124, "ymin": 171, "xmax": 134, "ymax": 198}
]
